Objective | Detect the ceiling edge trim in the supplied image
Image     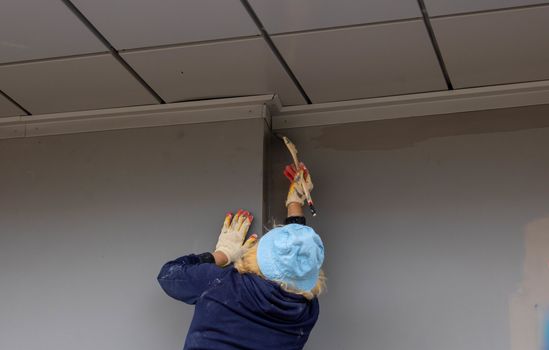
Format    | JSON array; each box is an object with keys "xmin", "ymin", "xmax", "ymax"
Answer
[
  {"xmin": 0, "ymin": 95, "xmax": 275, "ymax": 139},
  {"xmin": 3, "ymin": 80, "xmax": 549, "ymax": 139},
  {"xmin": 271, "ymin": 80, "xmax": 549, "ymax": 129}
]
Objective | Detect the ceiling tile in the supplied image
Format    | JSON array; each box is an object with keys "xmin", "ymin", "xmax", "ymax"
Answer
[
  {"xmin": 121, "ymin": 38, "xmax": 306, "ymax": 105},
  {"xmin": 0, "ymin": 54, "xmax": 158, "ymax": 115},
  {"xmin": 424, "ymin": 0, "xmax": 549, "ymax": 16},
  {"xmin": 0, "ymin": 94, "xmax": 25, "ymax": 118},
  {"xmin": 249, "ymin": 0, "xmax": 421, "ymax": 34},
  {"xmin": 432, "ymin": 6, "xmax": 549, "ymax": 88},
  {"xmin": 71, "ymin": 0, "xmax": 259, "ymax": 50},
  {"xmin": 0, "ymin": 0, "xmax": 106, "ymax": 64},
  {"xmin": 272, "ymin": 21, "xmax": 447, "ymax": 103}
]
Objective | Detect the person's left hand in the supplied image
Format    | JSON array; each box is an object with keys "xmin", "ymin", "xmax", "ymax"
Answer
[{"xmin": 214, "ymin": 209, "xmax": 257, "ymax": 266}]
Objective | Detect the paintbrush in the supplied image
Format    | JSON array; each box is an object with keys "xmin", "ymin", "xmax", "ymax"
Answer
[{"xmin": 279, "ymin": 135, "xmax": 317, "ymax": 216}]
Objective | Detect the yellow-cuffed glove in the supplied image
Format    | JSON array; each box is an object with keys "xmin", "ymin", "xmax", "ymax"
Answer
[
  {"xmin": 215, "ymin": 209, "xmax": 257, "ymax": 266},
  {"xmin": 284, "ymin": 163, "xmax": 314, "ymax": 207}
]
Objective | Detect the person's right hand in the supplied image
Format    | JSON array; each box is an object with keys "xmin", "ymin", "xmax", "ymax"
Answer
[{"xmin": 284, "ymin": 163, "xmax": 314, "ymax": 207}]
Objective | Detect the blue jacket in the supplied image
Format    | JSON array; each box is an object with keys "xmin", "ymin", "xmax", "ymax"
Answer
[{"xmin": 157, "ymin": 254, "xmax": 319, "ymax": 350}]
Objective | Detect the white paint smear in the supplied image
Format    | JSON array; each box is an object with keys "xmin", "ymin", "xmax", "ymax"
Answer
[{"xmin": 510, "ymin": 216, "xmax": 549, "ymax": 350}]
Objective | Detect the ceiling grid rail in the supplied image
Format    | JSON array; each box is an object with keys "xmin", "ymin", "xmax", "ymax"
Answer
[
  {"xmin": 240, "ymin": 0, "xmax": 313, "ymax": 104},
  {"xmin": 417, "ymin": 0, "xmax": 454, "ymax": 90},
  {"xmin": 267, "ymin": 17, "xmax": 423, "ymax": 37},
  {"xmin": 0, "ymin": 89, "xmax": 31, "ymax": 115},
  {"xmin": 60, "ymin": 0, "xmax": 166, "ymax": 104},
  {"xmin": 0, "ymin": 53, "xmax": 110, "ymax": 68},
  {"xmin": 430, "ymin": 2, "xmax": 549, "ymax": 19}
]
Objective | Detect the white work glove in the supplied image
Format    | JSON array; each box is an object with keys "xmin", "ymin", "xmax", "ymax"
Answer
[
  {"xmin": 284, "ymin": 163, "xmax": 314, "ymax": 207},
  {"xmin": 215, "ymin": 209, "xmax": 257, "ymax": 266}
]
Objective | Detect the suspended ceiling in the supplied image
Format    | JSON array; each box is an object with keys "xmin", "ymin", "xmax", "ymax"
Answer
[{"xmin": 1, "ymin": 0, "xmax": 548, "ymax": 117}]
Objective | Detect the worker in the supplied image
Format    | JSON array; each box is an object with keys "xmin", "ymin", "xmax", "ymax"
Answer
[{"xmin": 157, "ymin": 163, "xmax": 325, "ymax": 350}]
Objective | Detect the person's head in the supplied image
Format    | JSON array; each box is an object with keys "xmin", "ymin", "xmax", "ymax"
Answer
[{"xmin": 235, "ymin": 224, "xmax": 325, "ymax": 300}]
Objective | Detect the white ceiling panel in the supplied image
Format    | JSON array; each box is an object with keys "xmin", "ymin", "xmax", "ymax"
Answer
[
  {"xmin": 121, "ymin": 38, "xmax": 306, "ymax": 105},
  {"xmin": 424, "ymin": 0, "xmax": 549, "ymax": 16},
  {"xmin": 0, "ymin": 55, "xmax": 158, "ymax": 115},
  {"xmin": 71, "ymin": 0, "xmax": 259, "ymax": 50},
  {"xmin": 432, "ymin": 6, "xmax": 549, "ymax": 88},
  {"xmin": 272, "ymin": 21, "xmax": 447, "ymax": 103},
  {"xmin": 249, "ymin": 0, "xmax": 421, "ymax": 34},
  {"xmin": 0, "ymin": 94, "xmax": 25, "ymax": 118},
  {"xmin": 0, "ymin": 0, "xmax": 106, "ymax": 64}
]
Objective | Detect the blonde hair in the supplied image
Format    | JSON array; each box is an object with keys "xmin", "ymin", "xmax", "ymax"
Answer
[{"xmin": 234, "ymin": 244, "xmax": 326, "ymax": 300}]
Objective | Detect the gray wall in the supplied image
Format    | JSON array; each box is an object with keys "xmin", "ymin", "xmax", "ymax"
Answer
[
  {"xmin": 0, "ymin": 119, "xmax": 265, "ymax": 350},
  {"xmin": 270, "ymin": 104, "xmax": 549, "ymax": 350},
  {"xmin": 2, "ymin": 104, "xmax": 549, "ymax": 350}
]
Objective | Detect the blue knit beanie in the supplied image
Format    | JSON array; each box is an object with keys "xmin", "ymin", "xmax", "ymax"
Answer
[{"xmin": 257, "ymin": 224, "xmax": 324, "ymax": 292}]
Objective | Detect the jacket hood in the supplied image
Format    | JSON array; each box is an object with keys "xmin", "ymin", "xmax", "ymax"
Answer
[{"xmin": 234, "ymin": 270, "xmax": 318, "ymax": 328}]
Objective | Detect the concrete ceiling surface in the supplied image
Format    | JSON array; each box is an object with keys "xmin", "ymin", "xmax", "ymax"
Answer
[
  {"xmin": 0, "ymin": 0, "xmax": 106, "ymax": 64},
  {"xmin": 423, "ymin": 0, "xmax": 549, "ymax": 16},
  {"xmin": 71, "ymin": 0, "xmax": 259, "ymax": 49},
  {"xmin": 0, "ymin": 94, "xmax": 24, "ymax": 118},
  {"xmin": 0, "ymin": 55, "xmax": 158, "ymax": 114},
  {"xmin": 122, "ymin": 38, "xmax": 306, "ymax": 105},
  {"xmin": 273, "ymin": 21, "xmax": 447, "ymax": 103},
  {"xmin": 433, "ymin": 6, "xmax": 549, "ymax": 88},
  {"xmin": 248, "ymin": 0, "xmax": 421, "ymax": 34}
]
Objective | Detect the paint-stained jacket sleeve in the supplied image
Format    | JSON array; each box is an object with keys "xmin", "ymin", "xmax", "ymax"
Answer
[{"xmin": 157, "ymin": 254, "xmax": 227, "ymax": 305}]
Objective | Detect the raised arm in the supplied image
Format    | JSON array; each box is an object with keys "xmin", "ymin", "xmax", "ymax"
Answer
[
  {"xmin": 157, "ymin": 254, "xmax": 227, "ymax": 304},
  {"xmin": 158, "ymin": 210, "xmax": 257, "ymax": 302}
]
